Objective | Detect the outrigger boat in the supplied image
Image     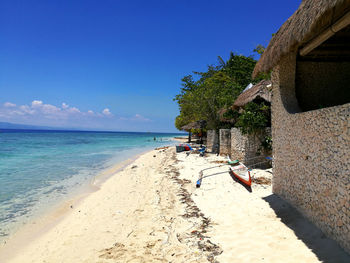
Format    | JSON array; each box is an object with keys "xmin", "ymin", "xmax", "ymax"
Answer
[{"xmin": 227, "ymin": 157, "xmax": 251, "ymax": 187}]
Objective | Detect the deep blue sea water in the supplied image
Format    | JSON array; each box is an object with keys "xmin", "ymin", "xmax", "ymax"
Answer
[{"xmin": 0, "ymin": 129, "xmax": 182, "ymax": 240}]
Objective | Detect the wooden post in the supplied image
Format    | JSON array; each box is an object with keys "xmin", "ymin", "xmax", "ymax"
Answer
[
  {"xmin": 188, "ymin": 131, "xmax": 192, "ymax": 143},
  {"xmin": 300, "ymin": 11, "xmax": 350, "ymax": 56}
]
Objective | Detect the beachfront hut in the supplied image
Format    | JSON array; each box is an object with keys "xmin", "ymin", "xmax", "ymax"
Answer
[
  {"xmin": 219, "ymin": 80, "xmax": 272, "ymax": 123},
  {"xmin": 233, "ymin": 80, "xmax": 272, "ymax": 109},
  {"xmin": 216, "ymin": 80, "xmax": 272, "ymax": 166},
  {"xmin": 253, "ymin": 0, "xmax": 350, "ymax": 253},
  {"xmin": 181, "ymin": 120, "xmax": 207, "ymax": 143}
]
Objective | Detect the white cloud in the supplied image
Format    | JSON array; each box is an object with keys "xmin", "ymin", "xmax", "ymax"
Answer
[
  {"xmin": 19, "ymin": 105, "xmax": 35, "ymax": 114},
  {"xmin": 0, "ymin": 100, "xmax": 139, "ymax": 129},
  {"xmin": 29, "ymin": 100, "xmax": 61, "ymax": 115},
  {"xmin": 66, "ymin": 107, "xmax": 81, "ymax": 114},
  {"xmin": 4, "ymin": 102, "xmax": 16, "ymax": 107},
  {"xmin": 118, "ymin": 114, "xmax": 151, "ymax": 122},
  {"xmin": 31, "ymin": 100, "xmax": 43, "ymax": 107},
  {"xmin": 132, "ymin": 114, "xmax": 151, "ymax": 122},
  {"xmin": 0, "ymin": 100, "xmax": 114, "ymax": 122},
  {"xmin": 102, "ymin": 108, "xmax": 112, "ymax": 116},
  {"xmin": 41, "ymin": 104, "xmax": 61, "ymax": 114}
]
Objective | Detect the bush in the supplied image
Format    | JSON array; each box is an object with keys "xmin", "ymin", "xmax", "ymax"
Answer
[
  {"xmin": 222, "ymin": 108, "xmax": 240, "ymax": 122},
  {"xmin": 235, "ymin": 102, "xmax": 270, "ymax": 135},
  {"xmin": 260, "ymin": 136, "xmax": 272, "ymax": 151}
]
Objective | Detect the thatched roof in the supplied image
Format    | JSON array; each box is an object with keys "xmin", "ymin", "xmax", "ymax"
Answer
[
  {"xmin": 181, "ymin": 120, "xmax": 207, "ymax": 131},
  {"xmin": 218, "ymin": 80, "xmax": 272, "ymax": 122},
  {"xmin": 233, "ymin": 80, "xmax": 272, "ymax": 108},
  {"xmin": 253, "ymin": 0, "xmax": 350, "ymax": 78}
]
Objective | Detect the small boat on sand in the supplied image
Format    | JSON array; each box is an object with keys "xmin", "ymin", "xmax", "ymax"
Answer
[{"xmin": 227, "ymin": 157, "xmax": 251, "ymax": 187}]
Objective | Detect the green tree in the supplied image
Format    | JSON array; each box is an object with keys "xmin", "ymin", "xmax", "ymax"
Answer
[
  {"xmin": 252, "ymin": 44, "xmax": 272, "ymax": 82},
  {"xmin": 222, "ymin": 52, "xmax": 257, "ymax": 87},
  {"xmin": 235, "ymin": 102, "xmax": 271, "ymax": 135},
  {"xmin": 173, "ymin": 75, "xmax": 202, "ymax": 130},
  {"xmin": 253, "ymin": 44, "xmax": 265, "ymax": 55},
  {"xmin": 174, "ymin": 52, "xmax": 258, "ymax": 130}
]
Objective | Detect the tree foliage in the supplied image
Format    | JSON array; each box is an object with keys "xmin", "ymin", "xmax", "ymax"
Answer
[
  {"xmin": 235, "ymin": 102, "xmax": 271, "ymax": 135},
  {"xmin": 253, "ymin": 44, "xmax": 265, "ymax": 55},
  {"xmin": 174, "ymin": 52, "xmax": 258, "ymax": 130}
]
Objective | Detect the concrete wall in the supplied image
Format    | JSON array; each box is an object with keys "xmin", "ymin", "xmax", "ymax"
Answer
[
  {"xmin": 219, "ymin": 129, "xmax": 231, "ymax": 156},
  {"xmin": 271, "ymin": 52, "xmax": 350, "ymax": 253},
  {"xmin": 206, "ymin": 130, "xmax": 219, "ymax": 153},
  {"xmin": 231, "ymin": 127, "xmax": 271, "ymax": 168}
]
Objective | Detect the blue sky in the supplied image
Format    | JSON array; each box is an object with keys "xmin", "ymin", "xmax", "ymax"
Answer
[{"xmin": 0, "ymin": 0, "xmax": 300, "ymax": 132}]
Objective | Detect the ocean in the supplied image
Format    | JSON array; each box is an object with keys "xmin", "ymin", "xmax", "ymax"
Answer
[{"xmin": 0, "ymin": 129, "xmax": 182, "ymax": 241}]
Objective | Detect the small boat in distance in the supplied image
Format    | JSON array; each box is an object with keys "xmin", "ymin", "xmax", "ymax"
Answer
[{"xmin": 227, "ymin": 157, "xmax": 251, "ymax": 187}]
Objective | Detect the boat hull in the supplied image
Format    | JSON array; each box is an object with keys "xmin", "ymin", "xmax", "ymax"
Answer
[{"xmin": 230, "ymin": 166, "xmax": 251, "ymax": 187}]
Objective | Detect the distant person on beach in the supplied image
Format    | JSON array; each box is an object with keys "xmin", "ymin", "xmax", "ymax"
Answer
[{"xmin": 153, "ymin": 137, "xmax": 156, "ymax": 141}]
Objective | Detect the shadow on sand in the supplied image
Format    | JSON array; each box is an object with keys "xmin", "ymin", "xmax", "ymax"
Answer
[{"xmin": 263, "ymin": 194, "xmax": 350, "ymax": 263}]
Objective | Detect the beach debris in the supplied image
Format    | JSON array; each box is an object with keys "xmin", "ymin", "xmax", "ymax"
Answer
[
  {"xmin": 127, "ymin": 230, "xmax": 133, "ymax": 238},
  {"xmin": 131, "ymin": 165, "xmax": 138, "ymax": 169},
  {"xmin": 198, "ymin": 239, "xmax": 222, "ymax": 254},
  {"xmin": 183, "ymin": 179, "xmax": 192, "ymax": 184},
  {"xmin": 99, "ymin": 242, "xmax": 126, "ymax": 259},
  {"xmin": 252, "ymin": 176, "xmax": 271, "ymax": 185},
  {"xmin": 99, "ymin": 149, "xmax": 222, "ymax": 262},
  {"xmin": 211, "ymin": 160, "xmax": 227, "ymax": 164},
  {"xmin": 155, "ymin": 146, "xmax": 169, "ymax": 150},
  {"xmin": 153, "ymin": 155, "xmax": 156, "ymax": 157},
  {"xmin": 70, "ymin": 205, "xmax": 73, "ymax": 209},
  {"xmin": 145, "ymin": 242, "xmax": 156, "ymax": 249},
  {"xmin": 166, "ymin": 152, "xmax": 222, "ymax": 262}
]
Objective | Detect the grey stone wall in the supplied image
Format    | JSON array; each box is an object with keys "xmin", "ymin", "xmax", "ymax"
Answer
[
  {"xmin": 271, "ymin": 52, "xmax": 350, "ymax": 253},
  {"xmin": 230, "ymin": 127, "xmax": 271, "ymax": 168},
  {"xmin": 219, "ymin": 129, "xmax": 231, "ymax": 156},
  {"xmin": 206, "ymin": 130, "xmax": 219, "ymax": 153}
]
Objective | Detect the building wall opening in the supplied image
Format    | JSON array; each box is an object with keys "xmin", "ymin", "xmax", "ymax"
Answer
[{"xmin": 295, "ymin": 25, "xmax": 350, "ymax": 112}]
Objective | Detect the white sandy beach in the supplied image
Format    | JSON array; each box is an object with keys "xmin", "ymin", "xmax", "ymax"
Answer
[{"xmin": 0, "ymin": 146, "xmax": 349, "ymax": 262}]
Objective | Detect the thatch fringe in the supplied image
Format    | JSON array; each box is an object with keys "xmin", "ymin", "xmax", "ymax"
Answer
[
  {"xmin": 233, "ymin": 80, "xmax": 272, "ymax": 108},
  {"xmin": 253, "ymin": 0, "xmax": 350, "ymax": 78},
  {"xmin": 181, "ymin": 120, "xmax": 207, "ymax": 131},
  {"xmin": 218, "ymin": 80, "xmax": 272, "ymax": 123}
]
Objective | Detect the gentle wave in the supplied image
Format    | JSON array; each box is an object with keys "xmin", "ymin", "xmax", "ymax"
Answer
[{"xmin": 0, "ymin": 130, "xmax": 181, "ymax": 241}]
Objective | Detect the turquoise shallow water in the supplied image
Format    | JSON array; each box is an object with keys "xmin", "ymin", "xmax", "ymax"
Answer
[{"xmin": 0, "ymin": 129, "xmax": 181, "ymax": 240}]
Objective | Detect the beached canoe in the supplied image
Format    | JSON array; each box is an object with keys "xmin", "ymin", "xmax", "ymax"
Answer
[{"xmin": 230, "ymin": 163, "xmax": 251, "ymax": 187}]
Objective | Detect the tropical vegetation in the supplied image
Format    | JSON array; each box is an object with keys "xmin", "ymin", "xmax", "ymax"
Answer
[{"xmin": 174, "ymin": 51, "xmax": 270, "ymax": 133}]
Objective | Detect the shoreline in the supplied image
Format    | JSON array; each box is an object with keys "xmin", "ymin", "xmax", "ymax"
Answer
[
  {"xmin": 0, "ymin": 134, "xmax": 178, "ymax": 247},
  {"xmin": 0, "ymin": 146, "xmax": 160, "ymax": 262},
  {"xmin": 0, "ymin": 131, "xmax": 179, "ymax": 246},
  {"xmin": 1, "ymin": 145, "xmax": 349, "ymax": 262}
]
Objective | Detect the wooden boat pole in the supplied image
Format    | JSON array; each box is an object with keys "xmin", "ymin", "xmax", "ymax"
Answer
[{"xmin": 196, "ymin": 171, "xmax": 203, "ymax": 188}]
